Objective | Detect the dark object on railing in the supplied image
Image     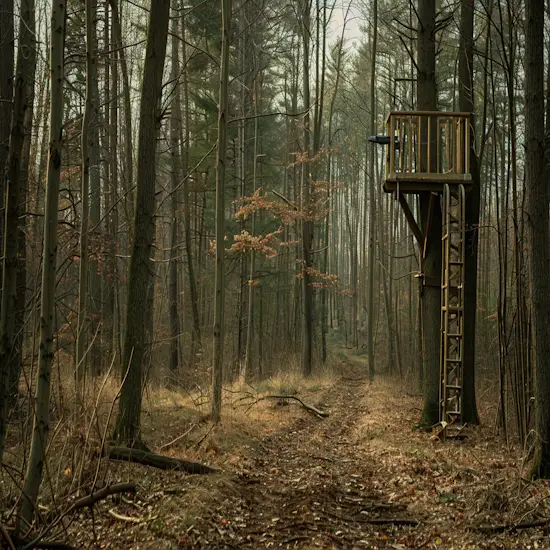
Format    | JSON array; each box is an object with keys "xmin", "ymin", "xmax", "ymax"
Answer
[{"xmin": 368, "ymin": 135, "xmax": 400, "ymax": 148}]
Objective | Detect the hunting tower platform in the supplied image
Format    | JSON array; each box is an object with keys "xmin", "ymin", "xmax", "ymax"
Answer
[{"xmin": 373, "ymin": 111, "xmax": 472, "ymax": 439}]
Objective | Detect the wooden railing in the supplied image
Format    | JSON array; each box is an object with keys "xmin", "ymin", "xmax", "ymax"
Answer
[{"xmin": 385, "ymin": 111, "xmax": 471, "ymax": 183}]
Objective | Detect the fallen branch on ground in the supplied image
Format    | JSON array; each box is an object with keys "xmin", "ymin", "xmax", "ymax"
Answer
[
  {"xmin": 247, "ymin": 395, "xmax": 329, "ymax": 418},
  {"xmin": 103, "ymin": 446, "xmax": 216, "ymax": 474},
  {"xmin": 325, "ymin": 509, "xmax": 419, "ymax": 527},
  {"xmin": 20, "ymin": 482, "xmax": 137, "ymax": 550},
  {"xmin": 108, "ymin": 509, "xmax": 157, "ymax": 524},
  {"xmin": 0, "ymin": 524, "xmax": 16, "ymax": 550},
  {"xmin": 356, "ymin": 518, "xmax": 420, "ymax": 526},
  {"xmin": 159, "ymin": 424, "xmax": 197, "ymax": 450},
  {"xmin": 71, "ymin": 482, "xmax": 136, "ymax": 511},
  {"xmin": 6, "ymin": 529, "xmax": 76, "ymax": 550},
  {"xmin": 474, "ymin": 519, "xmax": 550, "ymax": 534}
]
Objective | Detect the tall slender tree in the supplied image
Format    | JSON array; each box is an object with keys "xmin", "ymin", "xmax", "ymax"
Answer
[
  {"xmin": 0, "ymin": 0, "xmax": 35, "ymax": 462},
  {"xmin": 366, "ymin": 0, "xmax": 378, "ymax": 382},
  {"xmin": 459, "ymin": 0, "xmax": 480, "ymax": 424},
  {"xmin": 114, "ymin": 0, "xmax": 171, "ymax": 446},
  {"xmin": 417, "ymin": 0, "xmax": 441, "ymax": 426},
  {"xmin": 300, "ymin": 0, "xmax": 314, "ymax": 376},
  {"xmin": 525, "ymin": 0, "xmax": 550, "ymax": 478},
  {"xmin": 19, "ymin": 0, "xmax": 66, "ymax": 527},
  {"xmin": 168, "ymin": 11, "xmax": 182, "ymax": 377},
  {"xmin": 212, "ymin": 0, "xmax": 232, "ymax": 422},
  {"xmin": 0, "ymin": 0, "xmax": 14, "ymax": 306}
]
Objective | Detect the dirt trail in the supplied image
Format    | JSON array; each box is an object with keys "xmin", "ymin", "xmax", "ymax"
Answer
[
  {"xmin": 62, "ymin": 360, "xmax": 545, "ymax": 549},
  {"xmin": 196, "ymin": 375, "xmax": 423, "ymax": 549}
]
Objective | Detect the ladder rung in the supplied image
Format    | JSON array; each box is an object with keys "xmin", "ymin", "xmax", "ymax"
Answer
[
  {"xmin": 449, "ymin": 261, "xmax": 463, "ymax": 266},
  {"xmin": 442, "ymin": 306, "xmax": 463, "ymax": 312},
  {"xmin": 446, "ymin": 358, "xmax": 462, "ymax": 363},
  {"xmin": 446, "ymin": 333, "xmax": 463, "ymax": 338},
  {"xmin": 446, "ymin": 384, "xmax": 462, "ymax": 390}
]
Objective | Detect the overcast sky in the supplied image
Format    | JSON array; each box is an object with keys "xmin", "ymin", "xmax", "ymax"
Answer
[{"xmin": 330, "ymin": 2, "xmax": 364, "ymax": 50}]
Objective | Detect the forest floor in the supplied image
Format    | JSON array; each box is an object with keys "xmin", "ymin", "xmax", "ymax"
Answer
[{"xmin": 11, "ymin": 354, "xmax": 550, "ymax": 549}]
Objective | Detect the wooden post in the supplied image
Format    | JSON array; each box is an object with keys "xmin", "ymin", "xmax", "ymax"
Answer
[
  {"xmin": 427, "ymin": 115, "xmax": 431, "ymax": 174},
  {"xmin": 389, "ymin": 114, "xmax": 395, "ymax": 177},
  {"xmin": 416, "ymin": 115, "xmax": 421, "ymax": 172}
]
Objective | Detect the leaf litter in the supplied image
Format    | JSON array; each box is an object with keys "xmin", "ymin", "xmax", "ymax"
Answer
[{"xmin": 43, "ymin": 360, "xmax": 550, "ymax": 549}]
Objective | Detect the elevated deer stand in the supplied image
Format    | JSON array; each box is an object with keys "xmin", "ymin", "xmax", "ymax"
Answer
[{"xmin": 370, "ymin": 111, "xmax": 472, "ymax": 439}]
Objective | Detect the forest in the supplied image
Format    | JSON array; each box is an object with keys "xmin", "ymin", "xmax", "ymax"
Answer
[{"xmin": 1, "ymin": 0, "xmax": 550, "ymax": 548}]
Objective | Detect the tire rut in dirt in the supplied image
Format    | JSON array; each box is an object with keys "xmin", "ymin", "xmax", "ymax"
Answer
[{"xmin": 194, "ymin": 378, "xmax": 420, "ymax": 548}]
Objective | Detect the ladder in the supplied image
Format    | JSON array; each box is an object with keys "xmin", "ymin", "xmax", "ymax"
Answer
[{"xmin": 439, "ymin": 184, "xmax": 466, "ymax": 438}]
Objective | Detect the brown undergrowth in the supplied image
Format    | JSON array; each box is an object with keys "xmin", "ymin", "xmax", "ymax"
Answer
[{"xmin": 2, "ymin": 353, "xmax": 550, "ymax": 549}]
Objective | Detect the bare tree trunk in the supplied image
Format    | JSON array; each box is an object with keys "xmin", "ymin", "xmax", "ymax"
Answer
[
  {"xmin": 211, "ymin": 0, "xmax": 232, "ymax": 422},
  {"xmin": 244, "ymin": 111, "xmax": 260, "ymax": 378},
  {"xmin": 181, "ymin": 16, "xmax": 201, "ymax": 352},
  {"xmin": 108, "ymin": 0, "xmax": 134, "ymax": 231},
  {"xmin": 87, "ymin": 0, "xmax": 102, "ymax": 375},
  {"xmin": 301, "ymin": 0, "xmax": 314, "ymax": 376},
  {"xmin": 417, "ymin": 0, "xmax": 441, "ymax": 426},
  {"xmin": 114, "ymin": 0, "xmax": 170, "ymax": 446},
  {"xmin": 106, "ymin": 0, "xmax": 120, "ymax": 367},
  {"xmin": 76, "ymin": 0, "xmax": 96, "ymax": 398},
  {"xmin": 367, "ymin": 0, "xmax": 378, "ymax": 381},
  {"xmin": 19, "ymin": 0, "xmax": 66, "ymax": 527},
  {"xmin": 525, "ymin": 0, "xmax": 550, "ymax": 478},
  {"xmin": 459, "ymin": 0, "xmax": 480, "ymax": 424},
  {"xmin": 168, "ymin": 12, "xmax": 182, "ymax": 378},
  {"xmin": 0, "ymin": 0, "xmax": 35, "ymax": 462},
  {"xmin": 0, "ymin": 0, "xmax": 14, "ymax": 310}
]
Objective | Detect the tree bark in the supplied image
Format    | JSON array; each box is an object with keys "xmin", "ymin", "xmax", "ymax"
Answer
[
  {"xmin": 114, "ymin": 0, "xmax": 170, "ymax": 446},
  {"xmin": 76, "ymin": 0, "xmax": 96, "ymax": 397},
  {"xmin": 459, "ymin": 0, "xmax": 480, "ymax": 425},
  {"xmin": 525, "ymin": 0, "xmax": 550, "ymax": 478},
  {"xmin": 168, "ymin": 12, "xmax": 182, "ymax": 378},
  {"xmin": 181, "ymin": 16, "xmax": 201, "ymax": 352},
  {"xmin": 0, "ymin": 0, "xmax": 14, "ymax": 310},
  {"xmin": 211, "ymin": 0, "xmax": 232, "ymax": 422},
  {"xmin": 417, "ymin": 0, "xmax": 441, "ymax": 426},
  {"xmin": 88, "ymin": 0, "xmax": 102, "ymax": 376},
  {"xmin": 367, "ymin": 0, "xmax": 378, "ymax": 381},
  {"xmin": 0, "ymin": 0, "xmax": 35, "ymax": 462},
  {"xmin": 19, "ymin": 0, "xmax": 66, "ymax": 528},
  {"xmin": 300, "ymin": 0, "xmax": 314, "ymax": 376}
]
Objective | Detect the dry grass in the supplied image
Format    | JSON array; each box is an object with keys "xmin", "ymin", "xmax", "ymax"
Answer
[{"xmin": 0, "ymin": 357, "xmax": 339, "ymax": 530}]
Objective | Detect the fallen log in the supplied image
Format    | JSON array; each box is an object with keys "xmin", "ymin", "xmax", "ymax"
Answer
[
  {"xmin": 474, "ymin": 519, "xmax": 550, "ymax": 534},
  {"xmin": 71, "ymin": 482, "xmax": 136, "ymax": 511},
  {"xmin": 251, "ymin": 395, "xmax": 329, "ymax": 418},
  {"xmin": 104, "ymin": 446, "xmax": 216, "ymax": 474}
]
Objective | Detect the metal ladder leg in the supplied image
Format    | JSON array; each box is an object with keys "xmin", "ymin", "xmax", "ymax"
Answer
[{"xmin": 440, "ymin": 184, "xmax": 466, "ymax": 438}]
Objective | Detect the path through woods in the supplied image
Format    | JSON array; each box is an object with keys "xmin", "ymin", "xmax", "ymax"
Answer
[{"xmin": 65, "ymin": 358, "xmax": 546, "ymax": 549}]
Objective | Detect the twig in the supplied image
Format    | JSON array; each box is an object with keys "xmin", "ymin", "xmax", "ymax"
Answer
[
  {"xmin": 0, "ymin": 524, "xmax": 16, "ymax": 550},
  {"xmin": 22, "ymin": 483, "xmax": 136, "ymax": 550},
  {"xmin": 159, "ymin": 424, "xmax": 197, "ymax": 450},
  {"xmin": 325, "ymin": 509, "xmax": 418, "ymax": 526},
  {"xmin": 121, "ymin": 496, "xmax": 143, "ymax": 510},
  {"xmin": 108, "ymin": 509, "xmax": 157, "ymax": 524},
  {"xmin": 70, "ymin": 482, "xmax": 136, "ymax": 511},
  {"xmin": 474, "ymin": 519, "xmax": 550, "ymax": 533},
  {"xmin": 193, "ymin": 423, "xmax": 215, "ymax": 450},
  {"xmin": 356, "ymin": 518, "xmax": 420, "ymax": 526},
  {"xmin": 247, "ymin": 395, "xmax": 329, "ymax": 418}
]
